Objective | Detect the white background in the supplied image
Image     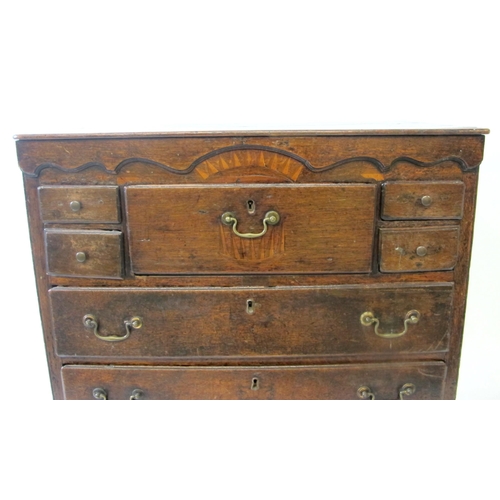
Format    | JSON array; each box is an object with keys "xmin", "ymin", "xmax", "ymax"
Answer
[{"xmin": 1, "ymin": 0, "xmax": 499, "ymax": 497}]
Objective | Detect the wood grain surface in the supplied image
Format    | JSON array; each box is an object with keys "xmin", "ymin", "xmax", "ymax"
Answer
[
  {"xmin": 50, "ymin": 284, "xmax": 453, "ymax": 359},
  {"xmin": 39, "ymin": 186, "xmax": 120, "ymax": 223},
  {"xmin": 61, "ymin": 361, "xmax": 447, "ymax": 400},
  {"xmin": 381, "ymin": 181, "xmax": 465, "ymax": 220},
  {"xmin": 45, "ymin": 229, "xmax": 123, "ymax": 278},
  {"xmin": 379, "ymin": 226, "xmax": 459, "ymax": 272},
  {"xmin": 125, "ymin": 184, "xmax": 376, "ymax": 274}
]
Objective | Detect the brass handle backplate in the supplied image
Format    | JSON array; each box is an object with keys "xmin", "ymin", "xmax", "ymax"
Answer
[
  {"xmin": 221, "ymin": 210, "xmax": 280, "ymax": 239},
  {"xmin": 129, "ymin": 389, "xmax": 144, "ymax": 400},
  {"xmin": 83, "ymin": 314, "xmax": 142, "ymax": 342},
  {"xmin": 357, "ymin": 383, "xmax": 417, "ymax": 400},
  {"xmin": 360, "ymin": 310, "xmax": 420, "ymax": 338},
  {"xmin": 399, "ymin": 383, "xmax": 416, "ymax": 400},
  {"xmin": 357, "ymin": 386, "xmax": 376, "ymax": 400},
  {"xmin": 93, "ymin": 388, "xmax": 107, "ymax": 400}
]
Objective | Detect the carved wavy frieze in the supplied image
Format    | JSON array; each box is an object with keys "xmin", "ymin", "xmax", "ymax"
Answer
[{"xmin": 29, "ymin": 144, "xmax": 476, "ymax": 178}]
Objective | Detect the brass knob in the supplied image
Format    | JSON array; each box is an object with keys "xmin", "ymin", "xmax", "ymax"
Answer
[
  {"xmin": 421, "ymin": 195, "xmax": 432, "ymax": 207},
  {"xmin": 70, "ymin": 200, "xmax": 81, "ymax": 212},
  {"xmin": 416, "ymin": 246, "xmax": 427, "ymax": 257},
  {"xmin": 76, "ymin": 251, "xmax": 87, "ymax": 262}
]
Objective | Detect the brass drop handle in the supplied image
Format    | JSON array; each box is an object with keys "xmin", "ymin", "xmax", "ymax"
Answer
[
  {"xmin": 221, "ymin": 210, "xmax": 280, "ymax": 239},
  {"xmin": 83, "ymin": 314, "xmax": 143, "ymax": 342},
  {"xmin": 360, "ymin": 310, "xmax": 420, "ymax": 338}
]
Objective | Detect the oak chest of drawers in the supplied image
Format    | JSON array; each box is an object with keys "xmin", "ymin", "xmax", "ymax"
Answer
[{"xmin": 16, "ymin": 129, "xmax": 488, "ymax": 399}]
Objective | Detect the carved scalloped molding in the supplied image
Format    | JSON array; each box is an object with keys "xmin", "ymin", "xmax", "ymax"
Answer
[{"xmin": 29, "ymin": 144, "xmax": 476, "ymax": 178}]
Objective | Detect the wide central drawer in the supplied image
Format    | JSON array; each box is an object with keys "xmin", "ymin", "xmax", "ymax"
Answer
[
  {"xmin": 50, "ymin": 284, "xmax": 453, "ymax": 359},
  {"xmin": 125, "ymin": 184, "xmax": 377, "ymax": 274},
  {"xmin": 61, "ymin": 362, "xmax": 447, "ymax": 400}
]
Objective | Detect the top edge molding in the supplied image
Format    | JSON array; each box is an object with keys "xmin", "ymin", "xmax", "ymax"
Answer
[{"xmin": 14, "ymin": 129, "xmax": 490, "ymax": 141}]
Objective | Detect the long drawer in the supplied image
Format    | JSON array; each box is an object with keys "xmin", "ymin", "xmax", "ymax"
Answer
[
  {"xmin": 50, "ymin": 284, "xmax": 453, "ymax": 359},
  {"xmin": 61, "ymin": 362, "xmax": 447, "ymax": 400}
]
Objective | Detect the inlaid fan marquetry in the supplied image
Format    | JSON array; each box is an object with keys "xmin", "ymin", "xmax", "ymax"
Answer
[{"xmin": 195, "ymin": 149, "xmax": 304, "ymax": 181}]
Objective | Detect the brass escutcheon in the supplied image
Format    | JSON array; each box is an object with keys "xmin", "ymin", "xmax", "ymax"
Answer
[
  {"xmin": 221, "ymin": 210, "xmax": 280, "ymax": 239},
  {"xmin": 360, "ymin": 310, "xmax": 420, "ymax": 338},
  {"xmin": 251, "ymin": 377, "xmax": 260, "ymax": 390},
  {"xmin": 83, "ymin": 314, "xmax": 142, "ymax": 342}
]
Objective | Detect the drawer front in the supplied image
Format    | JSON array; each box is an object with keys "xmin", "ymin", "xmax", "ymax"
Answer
[
  {"xmin": 45, "ymin": 229, "xmax": 123, "ymax": 278},
  {"xmin": 379, "ymin": 227, "xmax": 459, "ymax": 272},
  {"xmin": 381, "ymin": 181, "xmax": 465, "ymax": 220},
  {"xmin": 125, "ymin": 184, "xmax": 377, "ymax": 274},
  {"xmin": 39, "ymin": 186, "xmax": 120, "ymax": 223},
  {"xmin": 50, "ymin": 284, "xmax": 453, "ymax": 358},
  {"xmin": 61, "ymin": 362, "xmax": 447, "ymax": 400}
]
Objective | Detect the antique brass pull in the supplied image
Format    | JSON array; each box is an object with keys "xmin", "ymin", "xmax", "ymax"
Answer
[
  {"xmin": 399, "ymin": 383, "xmax": 416, "ymax": 400},
  {"xmin": 93, "ymin": 388, "xmax": 107, "ymax": 400},
  {"xmin": 360, "ymin": 310, "xmax": 420, "ymax": 338},
  {"xmin": 221, "ymin": 210, "xmax": 280, "ymax": 239},
  {"xmin": 357, "ymin": 386, "xmax": 375, "ymax": 400},
  {"xmin": 83, "ymin": 314, "xmax": 143, "ymax": 342}
]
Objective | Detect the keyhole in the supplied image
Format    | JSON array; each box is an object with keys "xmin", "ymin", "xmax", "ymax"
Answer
[
  {"xmin": 251, "ymin": 377, "xmax": 259, "ymax": 390},
  {"xmin": 246, "ymin": 299, "xmax": 254, "ymax": 314},
  {"xmin": 247, "ymin": 199, "xmax": 256, "ymax": 214}
]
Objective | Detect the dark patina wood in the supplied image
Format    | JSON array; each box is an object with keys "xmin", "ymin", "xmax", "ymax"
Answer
[
  {"xmin": 38, "ymin": 186, "xmax": 120, "ymax": 223},
  {"xmin": 381, "ymin": 181, "xmax": 465, "ymax": 220},
  {"xmin": 125, "ymin": 184, "xmax": 376, "ymax": 275},
  {"xmin": 45, "ymin": 229, "xmax": 123, "ymax": 278},
  {"xmin": 379, "ymin": 226, "xmax": 460, "ymax": 272},
  {"xmin": 50, "ymin": 284, "xmax": 453, "ymax": 359},
  {"xmin": 61, "ymin": 361, "xmax": 447, "ymax": 400},
  {"xmin": 17, "ymin": 134, "xmax": 486, "ymax": 178},
  {"xmin": 14, "ymin": 129, "xmax": 488, "ymax": 399}
]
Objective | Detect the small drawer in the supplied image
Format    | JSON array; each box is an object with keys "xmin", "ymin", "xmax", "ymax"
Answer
[
  {"xmin": 379, "ymin": 226, "xmax": 459, "ymax": 272},
  {"xmin": 45, "ymin": 229, "xmax": 123, "ymax": 278},
  {"xmin": 39, "ymin": 186, "xmax": 120, "ymax": 223},
  {"xmin": 381, "ymin": 181, "xmax": 465, "ymax": 220},
  {"xmin": 50, "ymin": 284, "xmax": 453, "ymax": 359},
  {"xmin": 61, "ymin": 362, "xmax": 447, "ymax": 400}
]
